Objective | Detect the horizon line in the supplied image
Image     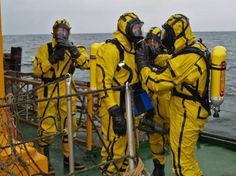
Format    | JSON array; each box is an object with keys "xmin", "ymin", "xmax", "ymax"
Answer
[{"xmin": 3, "ymin": 30, "xmax": 236, "ymax": 36}]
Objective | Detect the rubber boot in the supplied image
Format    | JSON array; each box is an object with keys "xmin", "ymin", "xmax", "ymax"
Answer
[
  {"xmin": 63, "ymin": 143, "xmax": 85, "ymax": 170},
  {"xmin": 152, "ymin": 159, "xmax": 165, "ymax": 176},
  {"xmin": 39, "ymin": 146, "xmax": 55, "ymax": 175}
]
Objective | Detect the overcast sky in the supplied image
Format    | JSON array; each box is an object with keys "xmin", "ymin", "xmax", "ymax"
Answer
[{"xmin": 2, "ymin": 0, "xmax": 236, "ymax": 35}]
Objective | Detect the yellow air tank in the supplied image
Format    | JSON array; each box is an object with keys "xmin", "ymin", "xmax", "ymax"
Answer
[
  {"xmin": 90, "ymin": 43, "xmax": 103, "ymax": 90},
  {"xmin": 210, "ymin": 46, "xmax": 227, "ymax": 117},
  {"xmin": 87, "ymin": 42, "xmax": 103, "ymax": 151}
]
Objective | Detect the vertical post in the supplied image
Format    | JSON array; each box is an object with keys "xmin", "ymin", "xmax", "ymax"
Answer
[
  {"xmin": 0, "ymin": 0, "xmax": 7, "ymax": 134},
  {"xmin": 125, "ymin": 82, "xmax": 136, "ymax": 172},
  {"xmin": 86, "ymin": 94, "xmax": 93, "ymax": 151},
  {"xmin": 10, "ymin": 47, "xmax": 22, "ymax": 71},
  {"xmin": 25, "ymin": 84, "xmax": 29, "ymax": 120},
  {"xmin": 0, "ymin": 0, "xmax": 5, "ymax": 100},
  {"xmin": 66, "ymin": 74, "xmax": 74, "ymax": 174},
  {"xmin": 86, "ymin": 43, "xmax": 100, "ymax": 151}
]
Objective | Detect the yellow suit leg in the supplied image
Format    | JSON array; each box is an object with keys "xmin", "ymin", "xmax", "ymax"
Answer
[
  {"xmin": 37, "ymin": 84, "xmax": 59, "ymax": 147},
  {"xmin": 99, "ymin": 100, "xmax": 128, "ymax": 176},
  {"xmin": 148, "ymin": 115, "xmax": 168, "ymax": 165},
  {"xmin": 170, "ymin": 97, "xmax": 207, "ymax": 176},
  {"xmin": 148, "ymin": 92, "xmax": 170, "ymax": 165}
]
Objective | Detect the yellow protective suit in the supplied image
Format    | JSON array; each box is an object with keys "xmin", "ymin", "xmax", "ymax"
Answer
[
  {"xmin": 33, "ymin": 37, "xmax": 89, "ymax": 157},
  {"xmin": 144, "ymin": 27, "xmax": 172, "ymax": 166},
  {"xmin": 96, "ymin": 12, "xmax": 142, "ymax": 175},
  {"xmin": 139, "ymin": 14, "xmax": 209, "ymax": 176},
  {"xmin": 148, "ymin": 53, "xmax": 171, "ymax": 165}
]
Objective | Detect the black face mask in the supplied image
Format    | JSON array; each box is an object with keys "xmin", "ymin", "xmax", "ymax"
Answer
[
  {"xmin": 126, "ymin": 19, "xmax": 144, "ymax": 45},
  {"xmin": 161, "ymin": 36, "xmax": 174, "ymax": 52},
  {"xmin": 161, "ymin": 24, "xmax": 175, "ymax": 53},
  {"xmin": 149, "ymin": 46, "xmax": 161, "ymax": 60},
  {"xmin": 131, "ymin": 35, "xmax": 144, "ymax": 46}
]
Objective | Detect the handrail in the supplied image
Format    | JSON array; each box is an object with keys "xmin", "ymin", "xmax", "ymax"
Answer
[
  {"xmin": 199, "ymin": 132, "xmax": 236, "ymax": 151},
  {"xmin": 0, "ymin": 84, "xmax": 126, "ymax": 108}
]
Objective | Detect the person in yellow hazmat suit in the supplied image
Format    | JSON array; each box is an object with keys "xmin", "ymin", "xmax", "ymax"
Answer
[
  {"xmin": 135, "ymin": 14, "xmax": 210, "ymax": 176},
  {"xmin": 144, "ymin": 27, "xmax": 171, "ymax": 176},
  {"xmin": 33, "ymin": 19, "xmax": 89, "ymax": 174},
  {"xmin": 96, "ymin": 12, "xmax": 144, "ymax": 175}
]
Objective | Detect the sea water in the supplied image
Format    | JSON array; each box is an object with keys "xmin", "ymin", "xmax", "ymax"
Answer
[{"xmin": 3, "ymin": 32, "xmax": 236, "ymax": 138}]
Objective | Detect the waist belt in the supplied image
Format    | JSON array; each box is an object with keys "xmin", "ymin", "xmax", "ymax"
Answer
[
  {"xmin": 42, "ymin": 76, "xmax": 66, "ymax": 84},
  {"xmin": 172, "ymin": 88, "xmax": 197, "ymax": 101},
  {"xmin": 113, "ymin": 82, "xmax": 142, "ymax": 91},
  {"xmin": 173, "ymin": 87, "xmax": 210, "ymax": 115}
]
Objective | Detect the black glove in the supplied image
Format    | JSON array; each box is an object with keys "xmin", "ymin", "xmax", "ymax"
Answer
[
  {"xmin": 56, "ymin": 35, "xmax": 73, "ymax": 48},
  {"xmin": 68, "ymin": 46, "xmax": 81, "ymax": 59},
  {"xmin": 144, "ymin": 109, "xmax": 155, "ymax": 121},
  {"xmin": 49, "ymin": 47, "xmax": 65, "ymax": 64},
  {"xmin": 135, "ymin": 40, "xmax": 151, "ymax": 72},
  {"xmin": 108, "ymin": 105, "xmax": 126, "ymax": 136},
  {"xmin": 56, "ymin": 36, "xmax": 81, "ymax": 59},
  {"xmin": 149, "ymin": 46, "xmax": 161, "ymax": 61}
]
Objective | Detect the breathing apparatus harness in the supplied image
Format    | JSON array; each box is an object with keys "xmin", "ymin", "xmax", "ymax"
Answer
[
  {"xmin": 43, "ymin": 42, "xmax": 77, "ymax": 82},
  {"xmin": 172, "ymin": 39, "xmax": 211, "ymax": 115},
  {"xmin": 105, "ymin": 38, "xmax": 155, "ymax": 115}
]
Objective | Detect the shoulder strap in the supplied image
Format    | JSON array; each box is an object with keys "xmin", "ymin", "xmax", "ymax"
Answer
[
  {"xmin": 173, "ymin": 46, "xmax": 210, "ymax": 60},
  {"xmin": 182, "ymin": 83, "xmax": 210, "ymax": 114},
  {"xmin": 105, "ymin": 38, "xmax": 133, "ymax": 83},
  {"xmin": 106, "ymin": 38, "xmax": 124, "ymax": 70},
  {"xmin": 47, "ymin": 42, "xmax": 53, "ymax": 56}
]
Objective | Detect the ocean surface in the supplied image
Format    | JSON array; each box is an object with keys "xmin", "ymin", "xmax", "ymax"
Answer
[{"xmin": 3, "ymin": 32, "xmax": 236, "ymax": 139}]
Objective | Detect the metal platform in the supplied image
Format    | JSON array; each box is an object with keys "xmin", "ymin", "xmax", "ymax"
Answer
[{"xmin": 21, "ymin": 122, "xmax": 236, "ymax": 176}]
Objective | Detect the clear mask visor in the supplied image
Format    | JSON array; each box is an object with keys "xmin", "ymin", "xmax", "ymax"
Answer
[
  {"xmin": 132, "ymin": 23, "xmax": 144, "ymax": 37},
  {"xmin": 146, "ymin": 39, "xmax": 160, "ymax": 48},
  {"xmin": 54, "ymin": 27, "xmax": 69, "ymax": 39},
  {"xmin": 160, "ymin": 28, "xmax": 166, "ymax": 41}
]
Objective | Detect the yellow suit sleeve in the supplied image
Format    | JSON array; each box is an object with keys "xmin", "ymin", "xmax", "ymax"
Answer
[
  {"xmin": 140, "ymin": 53, "xmax": 202, "ymax": 93},
  {"xmin": 33, "ymin": 44, "xmax": 52, "ymax": 77},
  {"xmin": 96, "ymin": 43, "xmax": 120, "ymax": 110},
  {"xmin": 153, "ymin": 54, "xmax": 171, "ymax": 67},
  {"xmin": 75, "ymin": 46, "xmax": 90, "ymax": 70}
]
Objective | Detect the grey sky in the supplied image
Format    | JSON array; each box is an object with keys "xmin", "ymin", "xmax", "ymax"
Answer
[{"xmin": 2, "ymin": 0, "xmax": 236, "ymax": 35}]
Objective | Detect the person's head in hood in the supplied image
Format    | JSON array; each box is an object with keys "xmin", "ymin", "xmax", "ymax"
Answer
[
  {"xmin": 161, "ymin": 14, "xmax": 196, "ymax": 54},
  {"xmin": 117, "ymin": 12, "xmax": 144, "ymax": 44},
  {"xmin": 52, "ymin": 19, "xmax": 71, "ymax": 40},
  {"xmin": 145, "ymin": 26, "xmax": 161, "ymax": 49}
]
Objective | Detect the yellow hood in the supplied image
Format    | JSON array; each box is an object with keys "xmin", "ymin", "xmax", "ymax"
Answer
[
  {"xmin": 164, "ymin": 14, "xmax": 196, "ymax": 53},
  {"xmin": 146, "ymin": 26, "xmax": 161, "ymax": 40},
  {"xmin": 51, "ymin": 37, "xmax": 57, "ymax": 48},
  {"xmin": 113, "ymin": 30, "xmax": 134, "ymax": 53},
  {"xmin": 113, "ymin": 12, "xmax": 143, "ymax": 53}
]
